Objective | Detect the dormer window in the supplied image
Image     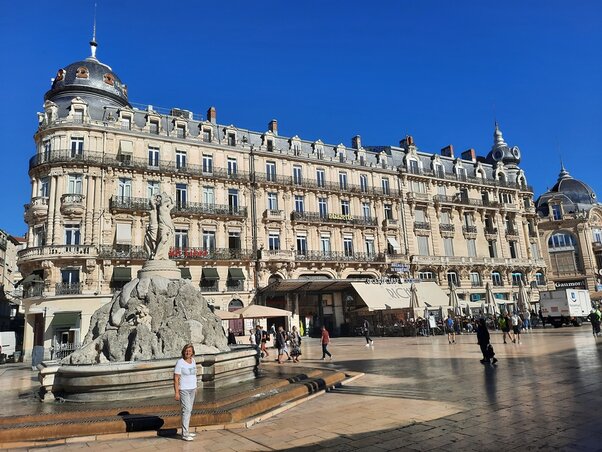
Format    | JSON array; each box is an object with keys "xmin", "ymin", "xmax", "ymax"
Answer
[
  {"xmin": 228, "ymin": 133, "xmax": 236, "ymax": 146},
  {"xmin": 338, "ymin": 151, "xmax": 345, "ymax": 163},
  {"xmin": 149, "ymin": 120, "xmax": 159, "ymax": 135},
  {"xmin": 202, "ymin": 128, "xmax": 212, "ymax": 143},
  {"xmin": 267, "ymin": 140, "xmax": 274, "ymax": 152},
  {"xmin": 73, "ymin": 109, "xmax": 84, "ymax": 123},
  {"xmin": 456, "ymin": 167, "xmax": 467, "ymax": 181},
  {"xmin": 176, "ymin": 124, "xmax": 186, "ymax": 138},
  {"xmin": 76, "ymin": 66, "xmax": 89, "ymax": 79},
  {"xmin": 552, "ymin": 204, "xmax": 562, "ymax": 221},
  {"xmin": 103, "ymin": 73, "xmax": 115, "ymax": 86},
  {"xmin": 434, "ymin": 163, "xmax": 445, "ymax": 178},
  {"xmin": 408, "ymin": 159, "xmax": 420, "ymax": 175},
  {"xmin": 121, "ymin": 116, "xmax": 132, "ymax": 130}
]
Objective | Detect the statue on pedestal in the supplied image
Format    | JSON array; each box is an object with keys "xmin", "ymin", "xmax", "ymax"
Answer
[{"xmin": 144, "ymin": 193, "xmax": 175, "ymax": 260}]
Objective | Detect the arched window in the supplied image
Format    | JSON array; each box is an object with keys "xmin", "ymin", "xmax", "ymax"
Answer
[
  {"xmin": 491, "ymin": 271, "xmax": 503, "ymax": 286},
  {"xmin": 469, "ymin": 271, "xmax": 482, "ymax": 287},
  {"xmin": 548, "ymin": 232, "xmax": 577, "ymax": 249},
  {"xmin": 446, "ymin": 271, "xmax": 459, "ymax": 287},
  {"xmin": 511, "ymin": 272, "xmax": 524, "ymax": 286},
  {"xmin": 534, "ymin": 272, "xmax": 546, "ymax": 286},
  {"xmin": 547, "ymin": 232, "xmax": 581, "ymax": 274}
]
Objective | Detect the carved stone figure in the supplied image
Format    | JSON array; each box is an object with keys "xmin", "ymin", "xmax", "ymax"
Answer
[{"xmin": 144, "ymin": 192, "xmax": 175, "ymax": 260}]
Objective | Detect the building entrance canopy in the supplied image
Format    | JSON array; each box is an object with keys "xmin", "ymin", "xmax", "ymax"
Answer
[{"xmin": 258, "ymin": 279, "xmax": 448, "ymax": 311}]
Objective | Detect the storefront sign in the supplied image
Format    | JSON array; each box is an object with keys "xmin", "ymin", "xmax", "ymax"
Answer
[
  {"xmin": 390, "ymin": 263, "xmax": 410, "ymax": 273},
  {"xmin": 366, "ymin": 278, "xmax": 420, "ymax": 285},
  {"xmin": 555, "ymin": 280, "xmax": 586, "ymax": 289}
]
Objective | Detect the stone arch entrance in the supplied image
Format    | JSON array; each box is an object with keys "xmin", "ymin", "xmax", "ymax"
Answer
[{"xmin": 228, "ymin": 299, "xmax": 244, "ymax": 336}]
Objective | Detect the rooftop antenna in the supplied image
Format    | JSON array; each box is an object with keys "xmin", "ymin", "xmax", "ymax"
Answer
[{"xmin": 90, "ymin": 2, "xmax": 98, "ymax": 59}]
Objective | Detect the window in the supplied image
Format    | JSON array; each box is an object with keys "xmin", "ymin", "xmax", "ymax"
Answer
[
  {"xmin": 365, "ymin": 238, "xmax": 375, "ymax": 256},
  {"xmin": 268, "ymin": 232, "xmax": 280, "ymax": 250},
  {"xmin": 437, "ymin": 185, "xmax": 447, "ymax": 196},
  {"xmin": 121, "ymin": 116, "xmax": 131, "ymax": 130},
  {"xmin": 464, "ymin": 213, "xmax": 474, "ymax": 227},
  {"xmin": 39, "ymin": 177, "xmax": 50, "ymax": 198},
  {"xmin": 70, "ymin": 138, "xmax": 84, "ymax": 158},
  {"xmin": 360, "ymin": 174, "xmax": 368, "ymax": 193},
  {"xmin": 292, "ymin": 143, "xmax": 301, "ymax": 155},
  {"xmin": 408, "ymin": 159, "xmax": 420, "ymax": 174},
  {"xmin": 384, "ymin": 204, "xmax": 393, "ymax": 220},
  {"xmin": 176, "ymin": 184, "xmax": 187, "ymax": 208},
  {"xmin": 296, "ymin": 235, "xmax": 308, "ymax": 255},
  {"xmin": 43, "ymin": 140, "xmax": 51, "ymax": 160},
  {"xmin": 381, "ymin": 178, "xmax": 390, "ymax": 195},
  {"xmin": 149, "ymin": 120, "xmax": 159, "ymax": 134},
  {"xmin": 509, "ymin": 241, "xmax": 518, "ymax": 259},
  {"xmin": 34, "ymin": 226, "xmax": 45, "ymax": 247},
  {"xmin": 73, "ymin": 109, "xmax": 84, "ymax": 123},
  {"xmin": 488, "ymin": 240, "xmax": 498, "ymax": 258},
  {"xmin": 227, "ymin": 158, "xmax": 237, "ymax": 176},
  {"xmin": 228, "ymin": 231, "xmax": 241, "ymax": 250},
  {"xmin": 147, "ymin": 181, "xmax": 160, "ymax": 199},
  {"xmin": 175, "ymin": 229, "xmax": 188, "ymax": 249},
  {"xmin": 64, "ymin": 224, "xmax": 80, "ymax": 245},
  {"xmin": 338, "ymin": 150, "xmax": 346, "ymax": 163},
  {"xmin": 61, "ymin": 269, "xmax": 80, "ymax": 285},
  {"xmin": 341, "ymin": 200, "xmax": 350, "ymax": 216},
  {"xmin": 440, "ymin": 211, "xmax": 451, "ymax": 225},
  {"xmin": 418, "ymin": 271, "xmax": 435, "ymax": 281},
  {"xmin": 316, "ymin": 169, "xmax": 325, "ymax": 188},
  {"xmin": 318, "ymin": 197, "xmax": 328, "ymax": 218},
  {"xmin": 499, "ymin": 192, "xmax": 513, "ymax": 204},
  {"xmin": 227, "ymin": 133, "xmax": 236, "ymax": 146},
  {"xmin": 411, "ymin": 181, "xmax": 426, "ymax": 193},
  {"xmin": 202, "ymin": 231, "xmax": 216, "ymax": 251},
  {"xmin": 294, "ymin": 195, "xmax": 305, "ymax": 213},
  {"xmin": 266, "ymin": 161, "xmax": 276, "ymax": 182},
  {"xmin": 447, "ymin": 271, "xmax": 459, "ymax": 286},
  {"xmin": 531, "ymin": 242, "xmax": 540, "ymax": 259},
  {"xmin": 267, "ymin": 192, "xmax": 278, "ymax": 211},
  {"xmin": 548, "ymin": 233, "xmax": 576, "ymax": 249},
  {"xmin": 266, "ymin": 140, "xmax": 274, "ymax": 152},
  {"xmin": 148, "ymin": 146, "xmax": 159, "ymax": 167},
  {"xmin": 228, "ymin": 189, "xmax": 239, "ymax": 212},
  {"xmin": 512, "ymin": 272, "xmax": 523, "ymax": 286},
  {"xmin": 293, "ymin": 166, "xmax": 303, "ymax": 185},
  {"xmin": 202, "ymin": 154, "xmax": 213, "ymax": 173},
  {"xmin": 467, "ymin": 239, "xmax": 477, "ymax": 257},
  {"xmin": 552, "ymin": 205, "xmax": 562, "ymax": 221},
  {"xmin": 417, "ymin": 236, "xmax": 430, "ymax": 255},
  {"xmin": 415, "ymin": 208, "xmax": 426, "ymax": 223},
  {"xmin": 470, "ymin": 272, "xmax": 481, "ymax": 287},
  {"xmin": 202, "ymin": 128, "xmax": 212, "ymax": 143},
  {"xmin": 68, "ymin": 174, "xmax": 82, "ymax": 194},
  {"xmin": 593, "ymin": 229, "xmax": 602, "ymax": 243},
  {"xmin": 443, "ymin": 238, "xmax": 454, "ymax": 256},
  {"xmin": 491, "ymin": 271, "xmax": 503, "ymax": 286},
  {"xmin": 362, "ymin": 202, "xmax": 371, "ymax": 219},
  {"xmin": 457, "ymin": 167, "xmax": 467, "ymax": 181},
  {"xmin": 203, "ymin": 186, "xmax": 214, "ymax": 205},
  {"xmin": 176, "ymin": 150, "xmax": 187, "ymax": 170},
  {"xmin": 339, "ymin": 172, "xmax": 348, "ymax": 190},
  {"xmin": 434, "ymin": 164, "xmax": 444, "ymax": 178},
  {"xmin": 176, "ymin": 124, "xmax": 186, "ymax": 138},
  {"xmin": 535, "ymin": 272, "xmax": 546, "ymax": 286},
  {"xmin": 320, "ymin": 235, "xmax": 331, "ymax": 253},
  {"xmin": 343, "ymin": 237, "xmax": 353, "ymax": 256},
  {"xmin": 118, "ymin": 178, "xmax": 132, "ymax": 198}
]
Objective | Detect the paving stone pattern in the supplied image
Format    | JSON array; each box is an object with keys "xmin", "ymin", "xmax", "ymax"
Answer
[{"xmin": 6, "ymin": 328, "xmax": 602, "ymax": 451}]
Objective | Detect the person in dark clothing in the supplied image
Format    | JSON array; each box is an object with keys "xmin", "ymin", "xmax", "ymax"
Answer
[
  {"xmin": 362, "ymin": 319, "xmax": 374, "ymax": 346},
  {"xmin": 227, "ymin": 328, "xmax": 237, "ymax": 346},
  {"xmin": 275, "ymin": 326, "xmax": 287, "ymax": 364},
  {"xmin": 476, "ymin": 318, "xmax": 497, "ymax": 364}
]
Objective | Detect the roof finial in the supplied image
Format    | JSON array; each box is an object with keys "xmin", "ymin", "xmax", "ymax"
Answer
[
  {"xmin": 558, "ymin": 157, "xmax": 570, "ymax": 180},
  {"xmin": 89, "ymin": 2, "xmax": 98, "ymax": 59}
]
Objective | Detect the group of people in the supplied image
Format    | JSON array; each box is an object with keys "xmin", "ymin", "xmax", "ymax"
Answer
[
  {"xmin": 249, "ymin": 324, "xmax": 303, "ymax": 364},
  {"xmin": 497, "ymin": 311, "xmax": 531, "ymax": 344}
]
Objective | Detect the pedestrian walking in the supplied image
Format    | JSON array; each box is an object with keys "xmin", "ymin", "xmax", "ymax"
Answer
[
  {"xmin": 362, "ymin": 319, "xmax": 374, "ymax": 347},
  {"xmin": 174, "ymin": 343, "xmax": 197, "ymax": 441},
  {"xmin": 289, "ymin": 325, "xmax": 302, "ymax": 363},
  {"xmin": 260, "ymin": 325, "xmax": 270, "ymax": 359},
  {"xmin": 248, "ymin": 328, "xmax": 256, "ymax": 346},
  {"xmin": 476, "ymin": 318, "xmax": 497, "ymax": 364},
  {"xmin": 587, "ymin": 308, "xmax": 601, "ymax": 336},
  {"xmin": 321, "ymin": 325, "xmax": 332, "ymax": 360},
  {"xmin": 522, "ymin": 310, "xmax": 531, "ymax": 331},
  {"xmin": 227, "ymin": 328, "xmax": 237, "ymax": 346},
  {"xmin": 499, "ymin": 313, "xmax": 512, "ymax": 344},
  {"xmin": 275, "ymin": 326, "xmax": 288, "ymax": 364},
  {"xmin": 446, "ymin": 315, "xmax": 456, "ymax": 344},
  {"xmin": 511, "ymin": 312, "xmax": 522, "ymax": 343}
]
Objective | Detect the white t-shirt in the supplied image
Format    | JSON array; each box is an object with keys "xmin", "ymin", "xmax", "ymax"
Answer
[{"xmin": 174, "ymin": 358, "xmax": 197, "ymax": 390}]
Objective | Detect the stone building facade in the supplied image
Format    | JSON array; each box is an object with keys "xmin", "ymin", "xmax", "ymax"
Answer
[
  {"xmin": 18, "ymin": 43, "xmax": 546, "ymax": 356},
  {"xmin": 536, "ymin": 166, "xmax": 602, "ymax": 301}
]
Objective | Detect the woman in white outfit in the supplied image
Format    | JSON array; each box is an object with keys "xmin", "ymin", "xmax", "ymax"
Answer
[{"xmin": 174, "ymin": 343, "xmax": 197, "ymax": 441}]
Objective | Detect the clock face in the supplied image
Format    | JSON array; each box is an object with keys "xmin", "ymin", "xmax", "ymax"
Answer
[
  {"xmin": 512, "ymin": 147, "xmax": 521, "ymax": 159},
  {"xmin": 494, "ymin": 150, "xmax": 504, "ymax": 161}
]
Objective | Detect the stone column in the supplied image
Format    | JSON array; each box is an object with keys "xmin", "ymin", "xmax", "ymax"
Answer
[
  {"xmin": 92, "ymin": 176, "xmax": 102, "ymax": 245},
  {"xmin": 84, "ymin": 174, "xmax": 94, "ymax": 245}
]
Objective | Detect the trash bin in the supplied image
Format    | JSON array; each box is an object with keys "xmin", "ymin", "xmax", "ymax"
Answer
[{"xmin": 13, "ymin": 351, "xmax": 21, "ymax": 363}]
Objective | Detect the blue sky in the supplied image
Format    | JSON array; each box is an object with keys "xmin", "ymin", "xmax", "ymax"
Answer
[{"xmin": 1, "ymin": 1, "xmax": 600, "ymax": 236}]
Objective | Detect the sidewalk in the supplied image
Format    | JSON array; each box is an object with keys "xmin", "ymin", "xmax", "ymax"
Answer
[{"xmin": 3, "ymin": 328, "xmax": 601, "ymax": 451}]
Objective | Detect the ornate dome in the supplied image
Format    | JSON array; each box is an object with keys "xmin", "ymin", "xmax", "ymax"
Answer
[
  {"xmin": 485, "ymin": 123, "xmax": 521, "ymax": 166},
  {"xmin": 536, "ymin": 164, "xmax": 598, "ymax": 216},
  {"xmin": 44, "ymin": 41, "xmax": 130, "ymax": 120}
]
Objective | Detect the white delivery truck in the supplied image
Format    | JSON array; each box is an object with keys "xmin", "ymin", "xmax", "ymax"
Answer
[
  {"xmin": 0, "ymin": 331, "xmax": 16, "ymax": 363},
  {"xmin": 540, "ymin": 289, "xmax": 592, "ymax": 327}
]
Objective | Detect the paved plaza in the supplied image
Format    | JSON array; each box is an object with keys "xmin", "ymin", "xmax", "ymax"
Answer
[{"xmin": 2, "ymin": 328, "xmax": 602, "ymax": 451}]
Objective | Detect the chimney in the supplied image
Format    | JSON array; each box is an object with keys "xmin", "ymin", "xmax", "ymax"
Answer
[
  {"xmin": 441, "ymin": 145, "xmax": 454, "ymax": 158},
  {"xmin": 206, "ymin": 106, "xmax": 216, "ymax": 123},
  {"xmin": 461, "ymin": 148, "xmax": 477, "ymax": 162},
  {"xmin": 352, "ymin": 135, "xmax": 362, "ymax": 149},
  {"xmin": 268, "ymin": 119, "xmax": 278, "ymax": 135},
  {"xmin": 399, "ymin": 135, "xmax": 414, "ymax": 148}
]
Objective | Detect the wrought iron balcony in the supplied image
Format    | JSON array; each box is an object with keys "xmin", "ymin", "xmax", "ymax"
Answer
[
  {"xmin": 414, "ymin": 221, "xmax": 431, "ymax": 231},
  {"xmin": 484, "ymin": 227, "xmax": 498, "ymax": 236},
  {"xmin": 169, "ymin": 247, "xmax": 254, "ymax": 260},
  {"xmin": 440, "ymin": 223, "xmax": 455, "ymax": 232},
  {"xmin": 505, "ymin": 228, "xmax": 519, "ymax": 237},
  {"xmin": 462, "ymin": 225, "xmax": 478, "ymax": 234},
  {"xmin": 295, "ymin": 250, "xmax": 386, "ymax": 262},
  {"xmin": 434, "ymin": 194, "xmax": 484, "ymax": 207},
  {"xmin": 98, "ymin": 245, "xmax": 148, "ymax": 260},
  {"xmin": 226, "ymin": 280, "xmax": 245, "ymax": 291},
  {"xmin": 109, "ymin": 197, "xmax": 247, "ymax": 218},
  {"xmin": 291, "ymin": 211, "xmax": 378, "ymax": 227},
  {"xmin": 55, "ymin": 282, "xmax": 83, "ymax": 295},
  {"xmin": 110, "ymin": 196, "xmax": 151, "ymax": 211}
]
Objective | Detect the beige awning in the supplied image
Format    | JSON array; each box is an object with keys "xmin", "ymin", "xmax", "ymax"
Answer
[
  {"xmin": 387, "ymin": 237, "xmax": 401, "ymax": 253},
  {"xmin": 233, "ymin": 305, "xmax": 292, "ymax": 319},
  {"xmin": 119, "ymin": 140, "xmax": 134, "ymax": 155},
  {"xmin": 215, "ymin": 310, "xmax": 240, "ymax": 320},
  {"xmin": 351, "ymin": 282, "xmax": 448, "ymax": 311},
  {"xmin": 115, "ymin": 223, "xmax": 132, "ymax": 245}
]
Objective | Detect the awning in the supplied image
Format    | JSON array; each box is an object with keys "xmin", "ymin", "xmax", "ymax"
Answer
[
  {"xmin": 350, "ymin": 282, "xmax": 448, "ymax": 311},
  {"xmin": 115, "ymin": 223, "xmax": 132, "ymax": 245},
  {"xmin": 233, "ymin": 304, "xmax": 292, "ymax": 319},
  {"xmin": 202, "ymin": 268, "xmax": 220, "ymax": 280},
  {"xmin": 112, "ymin": 267, "xmax": 132, "ymax": 282},
  {"xmin": 387, "ymin": 237, "xmax": 401, "ymax": 253},
  {"xmin": 228, "ymin": 268, "xmax": 245, "ymax": 281},
  {"xmin": 119, "ymin": 140, "xmax": 134, "ymax": 155},
  {"xmin": 215, "ymin": 310, "xmax": 240, "ymax": 320},
  {"xmin": 180, "ymin": 268, "xmax": 192, "ymax": 280}
]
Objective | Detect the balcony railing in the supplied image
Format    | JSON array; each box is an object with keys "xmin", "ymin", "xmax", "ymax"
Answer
[
  {"xmin": 18, "ymin": 245, "xmax": 97, "ymax": 260},
  {"xmin": 433, "ymin": 194, "xmax": 485, "ymax": 208},
  {"xmin": 295, "ymin": 250, "xmax": 386, "ymax": 262},
  {"xmin": 484, "ymin": 227, "xmax": 498, "ymax": 235},
  {"xmin": 440, "ymin": 223, "xmax": 455, "ymax": 232},
  {"xmin": 29, "ymin": 150, "xmax": 250, "ymax": 182},
  {"xmin": 55, "ymin": 282, "xmax": 82, "ymax": 295},
  {"xmin": 98, "ymin": 245, "xmax": 148, "ymax": 259},
  {"xmin": 109, "ymin": 197, "xmax": 247, "ymax": 218},
  {"xmin": 169, "ymin": 247, "xmax": 254, "ymax": 260},
  {"xmin": 226, "ymin": 280, "xmax": 245, "ymax": 291},
  {"xmin": 291, "ymin": 211, "xmax": 378, "ymax": 227},
  {"xmin": 462, "ymin": 225, "xmax": 477, "ymax": 234},
  {"xmin": 505, "ymin": 228, "xmax": 519, "ymax": 237},
  {"xmin": 414, "ymin": 221, "xmax": 431, "ymax": 230}
]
